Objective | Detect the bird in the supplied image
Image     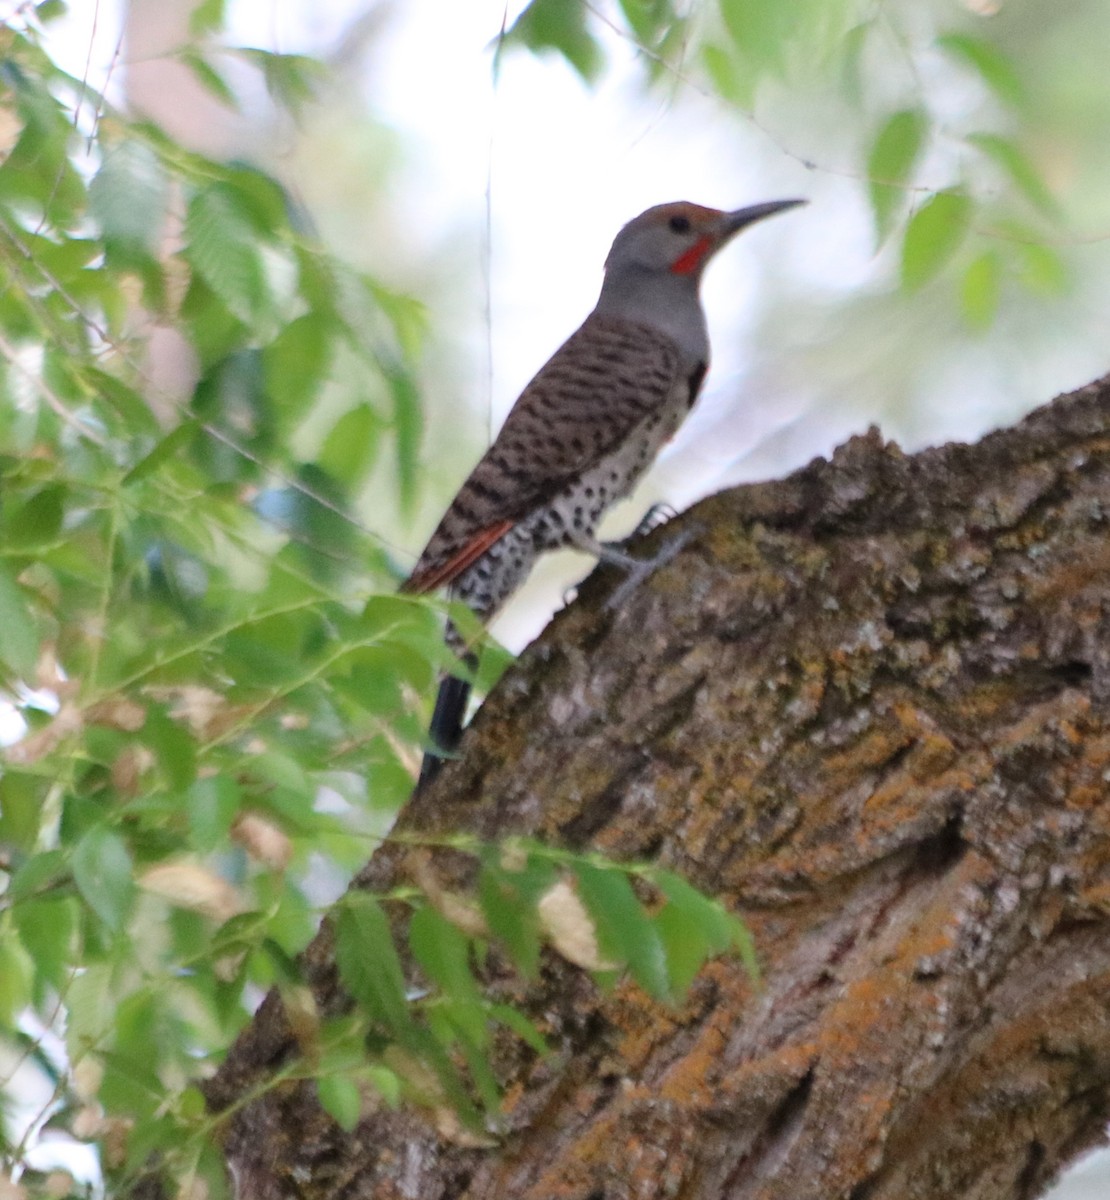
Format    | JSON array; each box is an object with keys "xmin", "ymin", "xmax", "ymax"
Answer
[{"xmin": 402, "ymin": 197, "xmax": 805, "ymax": 787}]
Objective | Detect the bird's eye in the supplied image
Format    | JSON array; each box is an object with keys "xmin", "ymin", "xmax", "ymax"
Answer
[{"xmin": 668, "ymin": 215, "xmax": 691, "ymax": 234}]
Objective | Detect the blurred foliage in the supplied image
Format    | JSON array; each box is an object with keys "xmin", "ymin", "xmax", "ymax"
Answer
[
  {"xmin": 505, "ymin": 0, "xmax": 1074, "ymax": 334},
  {"xmin": 0, "ymin": 5, "xmax": 441, "ymax": 1196}
]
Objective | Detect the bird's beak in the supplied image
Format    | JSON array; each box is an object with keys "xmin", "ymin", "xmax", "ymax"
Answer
[
  {"xmin": 668, "ymin": 198, "xmax": 807, "ymax": 277},
  {"xmin": 719, "ymin": 198, "xmax": 807, "ymax": 241}
]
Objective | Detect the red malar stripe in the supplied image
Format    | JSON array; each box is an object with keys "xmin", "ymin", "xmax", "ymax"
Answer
[{"xmin": 670, "ymin": 236, "xmax": 713, "ymax": 276}]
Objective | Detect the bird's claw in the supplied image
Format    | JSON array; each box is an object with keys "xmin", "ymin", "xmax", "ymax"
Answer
[{"xmin": 628, "ymin": 501, "xmax": 678, "ymax": 540}]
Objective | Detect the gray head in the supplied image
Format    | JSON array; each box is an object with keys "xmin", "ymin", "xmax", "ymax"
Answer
[
  {"xmin": 603, "ymin": 199, "xmax": 806, "ymax": 281},
  {"xmin": 594, "ymin": 198, "xmax": 805, "ymax": 363}
]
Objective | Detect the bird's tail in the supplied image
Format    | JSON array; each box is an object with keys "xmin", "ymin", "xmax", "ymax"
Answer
[{"xmin": 417, "ymin": 657, "xmax": 475, "ymax": 790}]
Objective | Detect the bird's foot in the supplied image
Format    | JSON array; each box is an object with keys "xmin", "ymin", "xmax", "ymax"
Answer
[
  {"xmin": 567, "ymin": 518, "xmax": 696, "ymax": 610},
  {"xmin": 595, "ymin": 527, "xmax": 695, "ymax": 611}
]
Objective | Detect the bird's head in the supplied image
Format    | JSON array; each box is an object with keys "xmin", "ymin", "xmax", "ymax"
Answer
[{"xmin": 604, "ymin": 198, "xmax": 806, "ymax": 280}]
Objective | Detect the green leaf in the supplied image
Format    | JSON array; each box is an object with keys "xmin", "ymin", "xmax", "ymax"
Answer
[
  {"xmin": 8, "ymin": 848, "xmax": 67, "ymax": 900},
  {"xmin": 0, "ymin": 776, "xmax": 49, "ymax": 853},
  {"xmin": 178, "ymin": 1084, "xmax": 208, "ymax": 1120},
  {"xmin": 369, "ymin": 279, "xmax": 427, "ymax": 359},
  {"xmin": 318, "ymin": 404, "xmax": 380, "ymax": 486},
  {"xmin": 317, "ymin": 1074, "xmax": 361, "ymax": 1132},
  {"xmin": 143, "ymin": 707, "xmax": 198, "ymax": 791},
  {"xmin": 122, "ymin": 420, "xmax": 200, "ymax": 485},
  {"xmin": 477, "ymin": 854, "xmax": 553, "ymax": 980},
  {"xmin": 211, "ymin": 909, "xmax": 270, "ymax": 956},
  {"xmin": 836, "ymin": 21, "xmax": 872, "ymax": 104},
  {"xmin": 192, "ymin": 349, "xmax": 269, "ymax": 467},
  {"xmin": 224, "ymin": 619, "xmax": 312, "ymax": 687},
  {"xmin": 181, "ymin": 50, "xmax": 239, "ymax": 109},
  {"xmin": 719, "ymin": 0, "xmax": 791, "ymax": 73},
  {"xmin": 14, "ymin": 895, "xmax": 77, "ymax": 989},
  {"xmin": 700, "ymin": 41, "xmax": 752, "ymax": 106},
  {"xmin": 335, "ymin": 895, "xmax": 413, "ymax": 1038},
  {"xmin": 1015, "ymin": 239, "xmax": 1068, "ymax": 296},
  {"xmin": 184, "ymin": 185, "xmax": 270, "ymax": 323},
  {"xmin": 900, "ymin": 189, "xmax": 973, "ymax": 290},
  {"xmin": 387, "ymin": 365, "xmax": 422, "ymax": 514},
  {"xmin": 506, "ymin": 0, "xmax": 604, "ymax": 82},
  {"xmin": 966, "ymin": 133, "xmax": 1058, "ymax": 218},
  {"xmin": 238, "ymin": 50, "xmax": 323, "ymax": 111},
  {"xmin": 408, "ymin": 906, "xmax": 485, "ymax": 1047},
  {"xmin": 365, "ymin": 758, "xmax": 419, "ymax": 814},
  {"xmin": 316, "ymin": 1018, "xmax": 367, "ymax": 1072},
  {"xmin": 72, "ymin": 825, "xmax": 134, "ymax": 932},
  {"xmin": 360, "ymin": 594, "xmax": 443, "ymax": 647},
  {"xmin": 458, "ymin": 1031, "xmax": 501, "ymax": 1112},
  {"xmin": 0, "ymin": 73, "xmax": 86, "ymax": 225},
  {"xmin": 187, "ymin": 776, "xmax": 241, "ymax": 852},
  {"xmin": 6, "ymin": 483, "xmax": 65, "ymax": 548},
  {"xmin": 110, "ymin": 988, "xmax": 166, "ymax": 1087},
  {"xmin": 572, "ymin": 862, "xmax": 670, "ymax": 1001},
  {"xmin": 264, "ymin": 313, "xmax": 333, "ymax": 419},
  {"xmin": 651, "ymin": 868, "xmax": 758, "ymax": 991},
  {"xmin": 222, "ymin": 167, "xmax": 292, "ymax": 234},
  {"xmin": 867, "ymin": 109, "xmax": 927, "ymax": 243},
  {"xmin": 489, "ymin": 1003, "xmax": 548, "ymax": 1055},
  {"xmin": 85, "ymin": 369, "xmax": 161, "ymax": 435},
  {"xmin": 367, "ymin": 1064, "xmax": 402, "ymax": 1107},
  {"xmin": 960, "ymin": 250, "xmax": 1001, "ymax": 331},
  {"xmin": 144, "ymin": 540, "xmax": 209, "ymax": 611},
  {"xmin": 65, "ymin": 963, "xmax": 114, "ymax": 1055},
  {"xmin": 652, "ymin": 871, "xmax": 739, "ymax": 956},
  {"xmin": 409, "ymin": 908, "xmax": 480, "ymax": 1004},
  {"xmin": 341, "ymin": 644, "xmax": 432, "ymax": 715},
  {"xmin": 21, "ymin": 231, "xmax": 100, "ymax": 285},
  {"xmin": 937, "ymin": 32, "xmax": 1024, "ymax": 108},
  {"xmin": 0, "ymin": 937, "xmax": 32, "ymax": 1025},
  {"xmin": 474, "ymin": 638, "xmax": 514, "ymax": 693},
  {"xmin": 179, "ymin": 272, "xmax": 247, "ymax": 367},
  {"xmin": 0, "ymin": 561, "xmax": 39, "ymax": 677},
  {"xmin": 618, "ymin": 0, "xmax": 660, "ymax": 43},
  {"xmin": 89, "ymin": 140, "xmax": 168, "ymax": 255},
  {"xmin": 654, "ymin": 902, "xmax": 710, "ymax": 996},
  {"xmin": 189, "ymin": 0, "xmax": 226, "ymax": 36},
  {"xmin": 251, "ymin": 750, "xmax": 312, "ymax": 810}
]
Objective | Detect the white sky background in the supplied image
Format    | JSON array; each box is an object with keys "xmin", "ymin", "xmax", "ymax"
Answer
[{"xmin": 29, "ymin": 4, "xmax": 1110, "ymax": 1193}]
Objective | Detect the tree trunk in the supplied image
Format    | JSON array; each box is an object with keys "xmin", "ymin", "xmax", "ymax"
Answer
[{"xmin": 205, "ymin": 373, "xmax": 1110, "ymax": 1200}]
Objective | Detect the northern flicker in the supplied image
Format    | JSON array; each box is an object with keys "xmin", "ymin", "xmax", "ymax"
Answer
[{"xmin": 404, "ymin": 197, "xmax": 805, "ymax": 785}]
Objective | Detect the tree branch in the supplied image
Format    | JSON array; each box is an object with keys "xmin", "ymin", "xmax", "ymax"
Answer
[{"xmin": 206, "ymin": 374, "xmax": 1110, "ymax": 1200}]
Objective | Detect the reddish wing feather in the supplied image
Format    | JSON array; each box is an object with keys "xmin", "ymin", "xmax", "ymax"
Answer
[{"xmin": 400, "ymin": 519, "xmax": 514, "ymax": 595}]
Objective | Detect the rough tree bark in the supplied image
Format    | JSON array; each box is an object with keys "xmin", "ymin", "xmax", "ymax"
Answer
[{"xmin": 204, "ymin": 374, "xmax": 1110, "ymax": 1200}]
